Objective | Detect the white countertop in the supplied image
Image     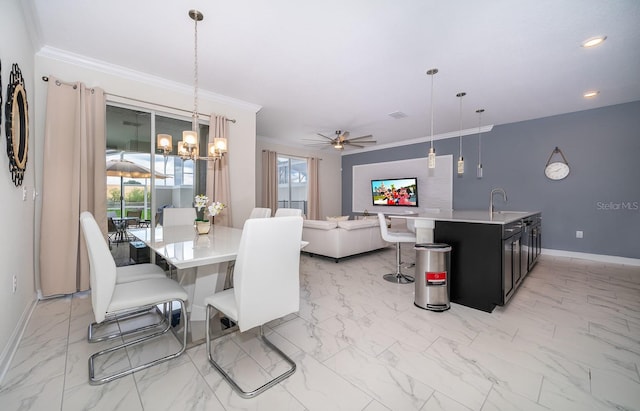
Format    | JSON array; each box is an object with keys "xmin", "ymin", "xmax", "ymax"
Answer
[{"xmin": 392, "ymin": 210, "xmax": 540, "ymax": 225}]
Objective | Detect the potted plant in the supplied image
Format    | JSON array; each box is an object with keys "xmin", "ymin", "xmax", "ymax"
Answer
[{"xmin": 194, "ymin": 195, "xmax": 226, "ymax": 234}]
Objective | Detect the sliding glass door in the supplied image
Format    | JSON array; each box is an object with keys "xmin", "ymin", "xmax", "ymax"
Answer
[
  {"xmin": 277, "ymin": 155, "xmax": 308, "ymax": 215},
  {"xmin": 105, "ymin": 105, "xmax": 208, "ymax": 224}
]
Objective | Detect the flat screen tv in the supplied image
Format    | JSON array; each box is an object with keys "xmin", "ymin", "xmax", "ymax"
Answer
[{"xmin": 371, "ymin": 177, "xmax": 418, "ymax": 207}]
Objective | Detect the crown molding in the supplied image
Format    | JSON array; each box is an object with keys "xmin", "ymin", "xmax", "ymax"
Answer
[
  {"xmin": 341, "ymin": 125, "xmax": 494, "ymax": 156},
  {"xmin": 36, "ymin": 46, "xmax": 262, "ymax": 113}
]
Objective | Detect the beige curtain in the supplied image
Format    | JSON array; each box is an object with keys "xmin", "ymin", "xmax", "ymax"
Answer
[
  {"xmin": 206, "ymin": 114, "xmax": 232, "ymax": 226},
  {"xmin": 261, "ymin": 150, "xmax": 278, "ymax": 213},
  {"xmin": 307, "ymin": 157, "xmax": 320, "ymax": 219},
  {"xmin": 40, "ymin": 77, "xmax": 106, "ymax": 296}
]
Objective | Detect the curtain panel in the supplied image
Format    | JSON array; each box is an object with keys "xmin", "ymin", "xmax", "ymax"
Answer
[
  {"xmin": 261, "ymin": 150, "xmax": 278, "ymax": 213},
  {"xmin": 307, "ymin": 157, "xmax": 320, "ymax": 220},
  {"xmin": 39, "ymin": 77, "xmax": 106, "ymax": 296},
  {"xmin": 206, "ymin": 114, "xmax": 232, "ymax": 226}
]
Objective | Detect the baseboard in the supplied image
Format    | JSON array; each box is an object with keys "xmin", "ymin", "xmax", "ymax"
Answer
[
  {"xmin": 541, "ymin": 248, "xmax": 640, "ymax": 267},
  {"xmin": 0, "ymin": 296, "xmax": 38, "ymax": 385}
]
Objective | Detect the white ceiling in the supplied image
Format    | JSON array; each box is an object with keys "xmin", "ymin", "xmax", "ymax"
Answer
[{"xmin": 28, "ymin": 0, "xmax": 640, "ymax": 149}]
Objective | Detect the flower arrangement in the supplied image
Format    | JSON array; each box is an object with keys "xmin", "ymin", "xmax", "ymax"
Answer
[
  {"xmin": 194, "ymin": 194, "xmax": 226, "ymax": 221},
  {"xmin": 208, "ymin": 201, "xmax": 226, "ymax": 217}
]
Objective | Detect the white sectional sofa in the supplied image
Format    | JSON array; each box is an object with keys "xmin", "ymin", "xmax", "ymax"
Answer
[{"xmin": 302, "ymin": 218, "xmax": 388, "ymax": 262}]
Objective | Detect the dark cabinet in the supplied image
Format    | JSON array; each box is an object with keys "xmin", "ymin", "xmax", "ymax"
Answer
[
  {"xmin": 434, "ymin": 216, "xmax": 538, "ymax": 313},
  {"xmin": 503, "ymin": 223, "xmax": 522, "ymax": 305},
  {"xmin": 434, "ymin": 221, "xmax": 503, "ymax": 312}
]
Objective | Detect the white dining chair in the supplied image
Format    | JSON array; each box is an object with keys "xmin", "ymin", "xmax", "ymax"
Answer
[
  {"xmin": 274, "ymin": 208, "xmax": 302, "ymax": 217},
  {"xmin": 162, "ymin": 207, "xmax": 196, "ymax": 226},
  {"xmin": 80, "ymin": 212, "xmax": 189, "ymax": 384},
  {"xmin": 204, "ymin": 216, "xmax": 303, "ymax": 398},
  {"xmin": 378, "ymin": 213, "xmax": 416, "ymax": 284},
  {"xmin": 248, "ymin": 207, "xmax": 272, "ymax": 219},
  {"xmin": 81, "ymin": 212, "xmax": 169, "ymax": 342}
]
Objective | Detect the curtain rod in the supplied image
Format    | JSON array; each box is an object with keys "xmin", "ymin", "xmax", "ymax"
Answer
[
  {"xmin": 262, "ymin": 149, "xmax": 322, "ymax": 160},
  {"xmin": 41, "ymin": 76, "xmax": 236, "ymax": 123}
]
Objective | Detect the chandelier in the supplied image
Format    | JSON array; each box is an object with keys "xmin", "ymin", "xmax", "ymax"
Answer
[{"xmin": 157, "ymin": 9, "xmax": 227, "ymax": 162}]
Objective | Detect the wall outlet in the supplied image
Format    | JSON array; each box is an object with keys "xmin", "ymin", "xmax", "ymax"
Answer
[
  {"xmin": 576, "ymin": 230, "xmax": 584, "ymax": 239},
  {"xmin": 12, "ymin": 275, "xmax": 17, "ymax": 293}
]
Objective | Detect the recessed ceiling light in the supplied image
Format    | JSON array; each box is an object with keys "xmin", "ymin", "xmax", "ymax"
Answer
[
  {"xmin": 388, "ymin": 111, "xmax": 407, "ymax": 119},
  {"xmin": 583, "ymin": 90, "xmax": 600, "ymax": 98},
  {"xmin": 581, "ymin": 36, "xmax": 607, "ymax": 48}
]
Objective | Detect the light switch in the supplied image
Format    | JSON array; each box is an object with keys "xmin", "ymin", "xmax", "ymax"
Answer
[{"xmin": 576, "ymin": 230, "xmax": 583, "ymax": 239}]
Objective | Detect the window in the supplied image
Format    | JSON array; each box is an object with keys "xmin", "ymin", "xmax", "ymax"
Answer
[{"xmin": 277, "ymin": 155, "xmax": 307, "ymax": 215}]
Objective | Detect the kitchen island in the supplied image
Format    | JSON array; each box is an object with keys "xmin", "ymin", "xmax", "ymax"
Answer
[{"xmin": 394, "ymin": 210, "xmax": 542, "ymax": 312}]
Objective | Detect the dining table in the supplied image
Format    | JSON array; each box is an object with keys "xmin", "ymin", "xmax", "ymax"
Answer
[{"xmin": 129, "ymin": 224, "xmax": 243, "ymax": 345}]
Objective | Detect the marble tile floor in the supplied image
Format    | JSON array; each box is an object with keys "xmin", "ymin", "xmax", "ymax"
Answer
[{"xmin": 1, "ymin": 247, "xmax": 639, "ymax": 411}]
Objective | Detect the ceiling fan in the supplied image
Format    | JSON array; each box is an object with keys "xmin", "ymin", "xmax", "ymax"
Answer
[{"xmin": 304, "ymin": 130, "xmax": 376, "ymax": 150}]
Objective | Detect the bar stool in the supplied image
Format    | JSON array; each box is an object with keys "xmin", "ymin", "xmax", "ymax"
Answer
[{"xmin": 377, "ymin": 213, "xmax": 416, "ymax": 284}]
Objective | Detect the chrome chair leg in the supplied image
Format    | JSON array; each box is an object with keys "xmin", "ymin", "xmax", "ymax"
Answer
[
  {"xmin": 88, "ymin": 299, "xmax": 188, "ymax": 385},
  {"xmin": 205, "ymin": 306, "xmax": 296, "ymax": 399},
  {"xmin": 87, "ymin": 305, "xmax": 170, "ymax": 343}
]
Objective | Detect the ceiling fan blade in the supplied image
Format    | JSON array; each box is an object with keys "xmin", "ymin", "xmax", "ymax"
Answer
[
  {"xmin": 341, "ymin": 131, "xmax": 350, "ymax": 139},
  {"xmin": 317, "ymin": 133, "xmax": 334, "ymax": 141},
  {"xmin": 345, "ymin": 142, "xmax": 366, "ymax": 148},
  {"xmin": 347, "ymin": 134, "xmax": 374, "ymax": 141}
]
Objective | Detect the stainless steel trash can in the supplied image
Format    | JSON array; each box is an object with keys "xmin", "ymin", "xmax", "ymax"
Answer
[{"xmin": 414, "ymin": 243, "xmax": 452, "ymax": 311}]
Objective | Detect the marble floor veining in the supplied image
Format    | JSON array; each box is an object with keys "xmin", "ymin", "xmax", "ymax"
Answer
[{"xmin": 1, "ymin": 247, "xmax": 639, "ymax": 411}]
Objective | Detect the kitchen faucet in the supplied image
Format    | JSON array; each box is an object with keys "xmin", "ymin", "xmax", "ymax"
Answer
[{"xmin": 490, "ymin": 188, "xmax": 507, "ymax": 214}]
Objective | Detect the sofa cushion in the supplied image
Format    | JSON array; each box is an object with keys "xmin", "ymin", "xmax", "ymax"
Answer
[
  {"xmin": 337, "ymin": 219, "xmax": 380, "ymax": 231},
  {"xmin": 303, "ymin": 220, "xmax": 337, "ymax": 230}
]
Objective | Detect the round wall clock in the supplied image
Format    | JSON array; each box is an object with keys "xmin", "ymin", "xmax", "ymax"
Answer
[
  {"xmin": 544, "ymin": 146, "xmax": 570, "ymax": 181},
  {"xmin": 5, "ymin": 63, "xmax": 29, "ymax": 187}
]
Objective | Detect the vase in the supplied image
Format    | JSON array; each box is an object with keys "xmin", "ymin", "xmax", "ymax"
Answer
[{"xmin": 195, "ymin": 220, "xmax": 210, "ymax": 235}]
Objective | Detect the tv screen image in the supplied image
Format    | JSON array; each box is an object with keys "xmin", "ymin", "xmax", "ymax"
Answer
[{"xmin": 371, "ymin": 177, "xmax": 418, "ymax": 207}]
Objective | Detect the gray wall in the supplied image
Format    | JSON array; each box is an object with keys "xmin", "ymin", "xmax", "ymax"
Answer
[{"xmin": 343, "ymin": 101, "xmax": 640, "ymax": 259}]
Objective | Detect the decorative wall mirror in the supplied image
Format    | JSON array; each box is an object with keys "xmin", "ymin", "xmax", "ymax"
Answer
[{"xmin": 5, "ymin": 63, "xmax": 29, "ymax": 187}]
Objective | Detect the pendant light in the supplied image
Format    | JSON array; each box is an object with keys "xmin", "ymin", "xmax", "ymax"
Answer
[
  {"xmin": 177, "ymin": 9, "xmax": 204, "ymax": 161},
  {"xmin": 426, "ymin": 68, "xmax": 438, "ymax": 169},
  {"xmin": 456, "ymin": 92, "xmax": 466, "ymax": 176},
  {"xmin": 476, "ymin": 109, "xmax": 485, "ymax": 179},
  {"xmin": 175, "ymin": 10, "xmax": 227, "ymax": 163}
]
